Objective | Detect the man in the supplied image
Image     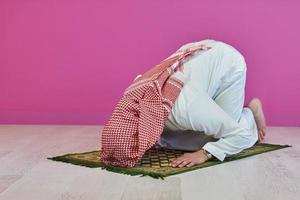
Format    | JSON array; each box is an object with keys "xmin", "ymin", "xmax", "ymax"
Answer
[{"xmin": 154, "ymin": 39, "xmax": 266, "ymax": 168}]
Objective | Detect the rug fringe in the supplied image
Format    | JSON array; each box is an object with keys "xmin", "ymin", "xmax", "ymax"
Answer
[
  {"xmin": 99, "ymin": 164, "xmax": 165, "ymax": 180},
  {"xmin": 47, "ymin": 156, "xmax": 165, "ymax": 179}
]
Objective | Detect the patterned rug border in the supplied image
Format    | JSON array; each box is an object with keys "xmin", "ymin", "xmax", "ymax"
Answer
[{"xmin": 47, "ymin": 143, "xmax": 292, "ymax": 180}]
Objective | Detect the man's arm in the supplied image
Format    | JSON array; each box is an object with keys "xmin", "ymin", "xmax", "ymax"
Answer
[
  {"xmin": 170, "ymin": 130, "xmax": 258, "ymax": 168},
  {"xmin": 202, "ymin": 129, "xmax": 258, "ymax": 162}
]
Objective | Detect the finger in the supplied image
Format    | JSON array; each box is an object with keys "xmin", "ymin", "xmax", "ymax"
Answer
[
  {"xmin": 169, "ymin": 159, "xmax": 178, "ymax": 166},
  {"xmin": 171, "ymin": 160, "xmax": 183, "ymax": 167},
  {"xmin": 170, "ymin": 159, "xmax": 186, "ymax": 167},
  {"xmin": 257, "ymin": 133, "xmax": 262, "ymax": 143},
  {"xmin": 259, "ymin": 133, "xmax": 262, "ymax": 142},
  {"xmin": 172, "ymin": 157, "xmax": 185, "ymax": 164},
  {"xmin": 171, "ymin": 157, "xmax": 183, "ymax": 163},
  {"xmin": 186, "ymin": 162, "xmax": 195, "ymax": 167},
  {"xmin": 169, "ymin": 158, "xmax": 177, "ymax": 165},
  {"xmin": 170, "ymin": 153, "xmax": 190, "ymax": 165},
  {"xmin": 259, "ymin": 131, "xmax": 264, "ymax": 142},
  {"xmin": 173, "ymin": 159, "xmax": 189, "ymax": 167},
  {"xmin": 170, "ymin": 155, "xmax": 186, "ymax": 166},
  {"xmin": 260, "ymin": 131, "xmax": 265, "ymax": 141},
  {"xmin": 259, "ymin": 131, "xmax": 262, "ymax": 140},
  {"xmin": 260, "ymin": 135, "xmax": 264, "ymax": 142},
  {"xmin": 178, "ymin": 160, "xmax": 191, "ymax": 168}
]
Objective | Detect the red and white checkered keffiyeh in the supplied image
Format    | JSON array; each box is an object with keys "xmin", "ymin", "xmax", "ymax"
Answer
[{"xmin": 100, "ymin": 44, "xmax": 211, "ymax": 168}]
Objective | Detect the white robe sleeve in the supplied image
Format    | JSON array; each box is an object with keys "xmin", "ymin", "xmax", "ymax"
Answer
[{"xmin": 202, "ymin": 108, "xmax": 258, "ymax": 161}]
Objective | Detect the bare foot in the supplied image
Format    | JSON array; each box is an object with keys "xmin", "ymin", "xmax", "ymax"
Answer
[{"xmin": 248, "ymin": 98, "xmax": 267, "ymax": 142}]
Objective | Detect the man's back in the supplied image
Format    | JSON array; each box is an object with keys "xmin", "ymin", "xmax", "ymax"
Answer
[{"xmin": 164, "ymin": 39, "xmax": 247, "ymax": 131}]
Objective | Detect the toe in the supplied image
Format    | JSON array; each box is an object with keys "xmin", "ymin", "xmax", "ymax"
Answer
[
  {"xmin": 262, "ymin": 128, "xmax": 267, "ymax": 136},
  {"xmin": 259, "ymin": 131, "xmax": 265, "ymax": 142}
]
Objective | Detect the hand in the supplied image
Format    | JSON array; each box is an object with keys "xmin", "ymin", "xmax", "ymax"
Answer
[{"xmin": 169, "ymin": 149, "xmax": 209, "ymax": 168}]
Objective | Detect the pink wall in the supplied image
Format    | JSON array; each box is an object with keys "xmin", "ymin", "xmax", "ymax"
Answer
[{"xmin": 0, "ymin": 0, "xmax": 299, "ymax": 126}]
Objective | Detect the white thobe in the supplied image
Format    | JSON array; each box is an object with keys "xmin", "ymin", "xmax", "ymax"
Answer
[{"xmin": 155, "ymin": 39, "xmax": 258, "ymax": 161}]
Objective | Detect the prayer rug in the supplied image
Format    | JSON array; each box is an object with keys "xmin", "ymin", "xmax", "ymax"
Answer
[{"xmin": 48, "ymin": 143, "xmax": 291, "ymax": 179}]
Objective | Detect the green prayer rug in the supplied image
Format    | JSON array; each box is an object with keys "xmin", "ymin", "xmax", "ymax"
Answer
[{"xmin": 48, "ymin": 143, "xmax": 291, "ymax": 180}]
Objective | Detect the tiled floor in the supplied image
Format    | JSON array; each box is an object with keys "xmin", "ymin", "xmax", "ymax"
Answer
[{"xmin": 0, "ymin": 125, "xmax": 299, "ymax": 200}]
